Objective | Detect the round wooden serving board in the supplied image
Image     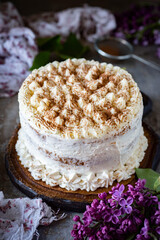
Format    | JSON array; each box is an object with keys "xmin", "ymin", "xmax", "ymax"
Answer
[{"xmin": 5, "ymin": 123, "xmax": 160, "ymax": 212}]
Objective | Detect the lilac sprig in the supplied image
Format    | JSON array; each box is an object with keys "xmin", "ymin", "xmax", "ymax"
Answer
[
  {"xmin": 71, "ymin": 179, "xmax": 160, "ymax": 240},
  {"xmin": 113, "ymin": 4, "xmax": 160, "ymax": 58}
]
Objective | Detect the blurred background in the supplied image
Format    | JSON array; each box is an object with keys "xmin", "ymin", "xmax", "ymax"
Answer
[
  {"xmin": 2, "ymin": 0, "xmax": 160, "ymax": 15},
  {"xmin": 0, "ymin": 1, "xmax": 160, "ymax": 239}
]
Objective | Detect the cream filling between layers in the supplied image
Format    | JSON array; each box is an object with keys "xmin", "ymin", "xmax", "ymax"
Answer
[
  {"xmin": 19, "ymin": 105, "xmax": 143, "ymax": 173},
  {"xmin": 16, "ymin": 128, "xmax": 148, "ymax": 191}
]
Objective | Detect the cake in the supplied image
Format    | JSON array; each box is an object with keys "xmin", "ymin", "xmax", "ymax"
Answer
[{"xmin": 16, "ymin": 58, "xmax": 148, "ymax": 191}]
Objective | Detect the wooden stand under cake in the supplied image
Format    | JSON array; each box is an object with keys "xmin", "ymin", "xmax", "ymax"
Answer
[{"xmin": 5, "ymin": 123, "xmax": 160, "ymax": 212}]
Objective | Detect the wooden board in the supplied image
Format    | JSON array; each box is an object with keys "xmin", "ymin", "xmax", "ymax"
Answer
[{"xmin": 5, "ymin": 123, "xmax": 160, "ymax": 212}]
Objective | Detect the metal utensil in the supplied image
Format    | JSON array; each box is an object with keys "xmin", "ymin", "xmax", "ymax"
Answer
[{"xmin": 94, "ymin": 37, "xmax": 160, "ymax": 72}]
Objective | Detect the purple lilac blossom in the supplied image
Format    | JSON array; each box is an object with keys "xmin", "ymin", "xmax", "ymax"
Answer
[
  {"xmin": 157, "ymin": 48, "xmax": 160, "ymax": 59},
  {"xmin": 71, "ymin": 179, "xmax": 160, "ymax": 240},
  {"xmin": 113, "ymin": 4, "xmax": 160, "ymax": 59}
]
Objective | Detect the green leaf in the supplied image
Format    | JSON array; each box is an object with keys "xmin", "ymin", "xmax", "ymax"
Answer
[
  {"xmin": 126, "ymin": 233, "xmax": 137, "ymax": 240},
  {"xmin": 37, "ymin": 35, "xmax": 62, "ymax": 52},
  {"xmin": 31, "ymin": 34, "xmax": 89, "ymax": 69},
  {"xmin": 58, "ymin": 33, "xmax": 89, "ymax": 59},
  {"xmin": 135, "ymin": 168, "xmax": 160, "ymax": 190},
  {"xmin": 30, "ymin": 51, "xmax": 51, "ymax": 70},
  {"xmin": 154, "ymin": 176, "xmax": 160, "ymax": 192},
  {"xmin": 157, "ymin": 194, "xmax": 160, "ymax": 201},
  {"xmin": 148, "ymin": 232, "xmax": 158, "ymax": 240},
  {"xmin": 37, "ymin": 37, "xmax": 53, "ymax": 47}
]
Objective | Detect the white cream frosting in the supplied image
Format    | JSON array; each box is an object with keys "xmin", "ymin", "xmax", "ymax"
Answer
[
  {"xmin": 16, "ymin": 103, "xmax": 148, "ymax": 191},
  {"xmin": 18, "ymin": 59, "xmax": 142, "ymax": 139},
  {"xmin": 16, "ymin": 59, "xmax": 148, "ymax": 191},
  {"xmin": 16, "ymin": 127, "xmax": 148, "ymax": 191},
  {"xmin": 18, "ymin": 104, "xmax": 143, "ymax": 172}
]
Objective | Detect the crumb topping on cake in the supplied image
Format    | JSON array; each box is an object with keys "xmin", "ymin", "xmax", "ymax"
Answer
[{"xmin": 19, "ymin": 59, "xmax": 142, "ymax": 139}]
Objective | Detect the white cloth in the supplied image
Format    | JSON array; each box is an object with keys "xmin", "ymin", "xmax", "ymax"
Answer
[
  {"xmin": 0, "ymin": 192, "xmax": 66, "ymax": 240},
  {"xmin": 0, "ymin": 2, "xmax": 38, "ymax": 98},
  {"xmin": 0, "ymin": 2, "xmax": 116, "ymax": 98},
  {"xmin": 26, "ymin": 5, "xmax": 116, "ymax": 42},
  {"xmin": 0, "ymin": 2, "xmax": 23, "ymax": 32}
]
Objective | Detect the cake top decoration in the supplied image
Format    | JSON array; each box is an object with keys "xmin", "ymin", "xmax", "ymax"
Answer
[{"xmin": 19, "ymin": 59, "xmax": 142, "ymax": 139}]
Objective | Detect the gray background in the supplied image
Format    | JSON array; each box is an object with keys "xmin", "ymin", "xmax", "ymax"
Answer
[{"xmin": 0, "ymin": 0, "xmax": 160, "ymax": 239}]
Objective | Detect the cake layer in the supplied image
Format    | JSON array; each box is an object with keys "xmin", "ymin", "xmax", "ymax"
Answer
[
  {"xmin": 16, "ymin": 127, "xmax": 148, "ymax": 191},
  {"xmin": 19, "ymin": 103, "xmax": 143, "ymax": 173}
]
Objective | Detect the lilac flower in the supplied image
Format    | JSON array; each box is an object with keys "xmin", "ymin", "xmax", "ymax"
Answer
[
  {"xmin": 151, "ymin": 202, "xmax": 160, "ymax": 225},
  {"xmin": 112, "ymin": 3, "xmax": 160, "ymax": 59},
  {"xmin": 141, "ymin": 219, "xmax": 150, "ymax": 238},
  {"xmin": 119, "ymin": 196, "xmax": 133, "ymax": 214},
  {"xmin": 133, "ymin": 38, "xmax": 139, "ymax": 45},
  {"xmin": 89, "ymin": 236, "xmax": 96, "ymax": 240},
  {"xmin": 144, "ymin": 195, "xmax": 158, "ymax": 207},
  {"xmin": 157, "ymin": 47, "xmax": 160, "ymax": 59},
  {"xmin": 109, "ymin": 183, "xmax": 120, "ymax": 194},
  {"xmin": 156, "ymin": 226, "xmax": 160, "ymax": 235},
  {"xmin": 135, "ymin": 179, "xmax": 146, "ymax": 190},
  {"xmin": 136, "ymin": 219, "xmax": 150, "ymax": 240},
  {"xmin": 154, "ymin": 30, "xmax": 160, "ymax": 45},
  {"xmin": 142, "ymin": 40, "xmax": 149, "ymax": 46},
  {"xmin": 132, "ymin": 214, "xmax": 143, "ymax": 226},
  {"xmin": 108, "ymin": 184, "xmax": 125, "ymax": 207},
  {"xmin": 104, "ymin": 209, "xmax": 119, "ymax": 224},
  {"xmin": 71, "ymin": 179, "xmax": 160, "ymax": 240},
  {"xmin": 82, "ymin": 212, "xmax": 92, "ymax": 226},
  {"xmin": 91, "ymin": 199, "xmax": 99, "ymax": 209},
  {"xmin": 73, "ymin": 216, "xmax": 80, "ymax": 222},
  {"xmin": 112, "ymin": 184, "xmax": 125, "ymax": 201},
  {"xmin": 114, "ymin": 31, "xmax": 125, "ymax": 39},
  {"xmin": 119, "ymin": 219, "xmax": 132, "ymax": 233},
  {"xmin": 98, "ymin": 192, "xmax": 107, "ymax": 200},
  {"xmin": 101, "ymin": 225, "xmax": 108, "ymax": 234}
]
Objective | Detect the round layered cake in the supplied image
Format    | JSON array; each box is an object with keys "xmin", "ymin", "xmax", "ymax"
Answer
[{"xmin": 16, "ymin": 58, "xmax": 148, "ymax": 191}]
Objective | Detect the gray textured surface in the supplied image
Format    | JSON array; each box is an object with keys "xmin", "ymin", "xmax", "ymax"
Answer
[{"xmin": 0, "ymin": 2, "xmax": 160, "ymax": 236}]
